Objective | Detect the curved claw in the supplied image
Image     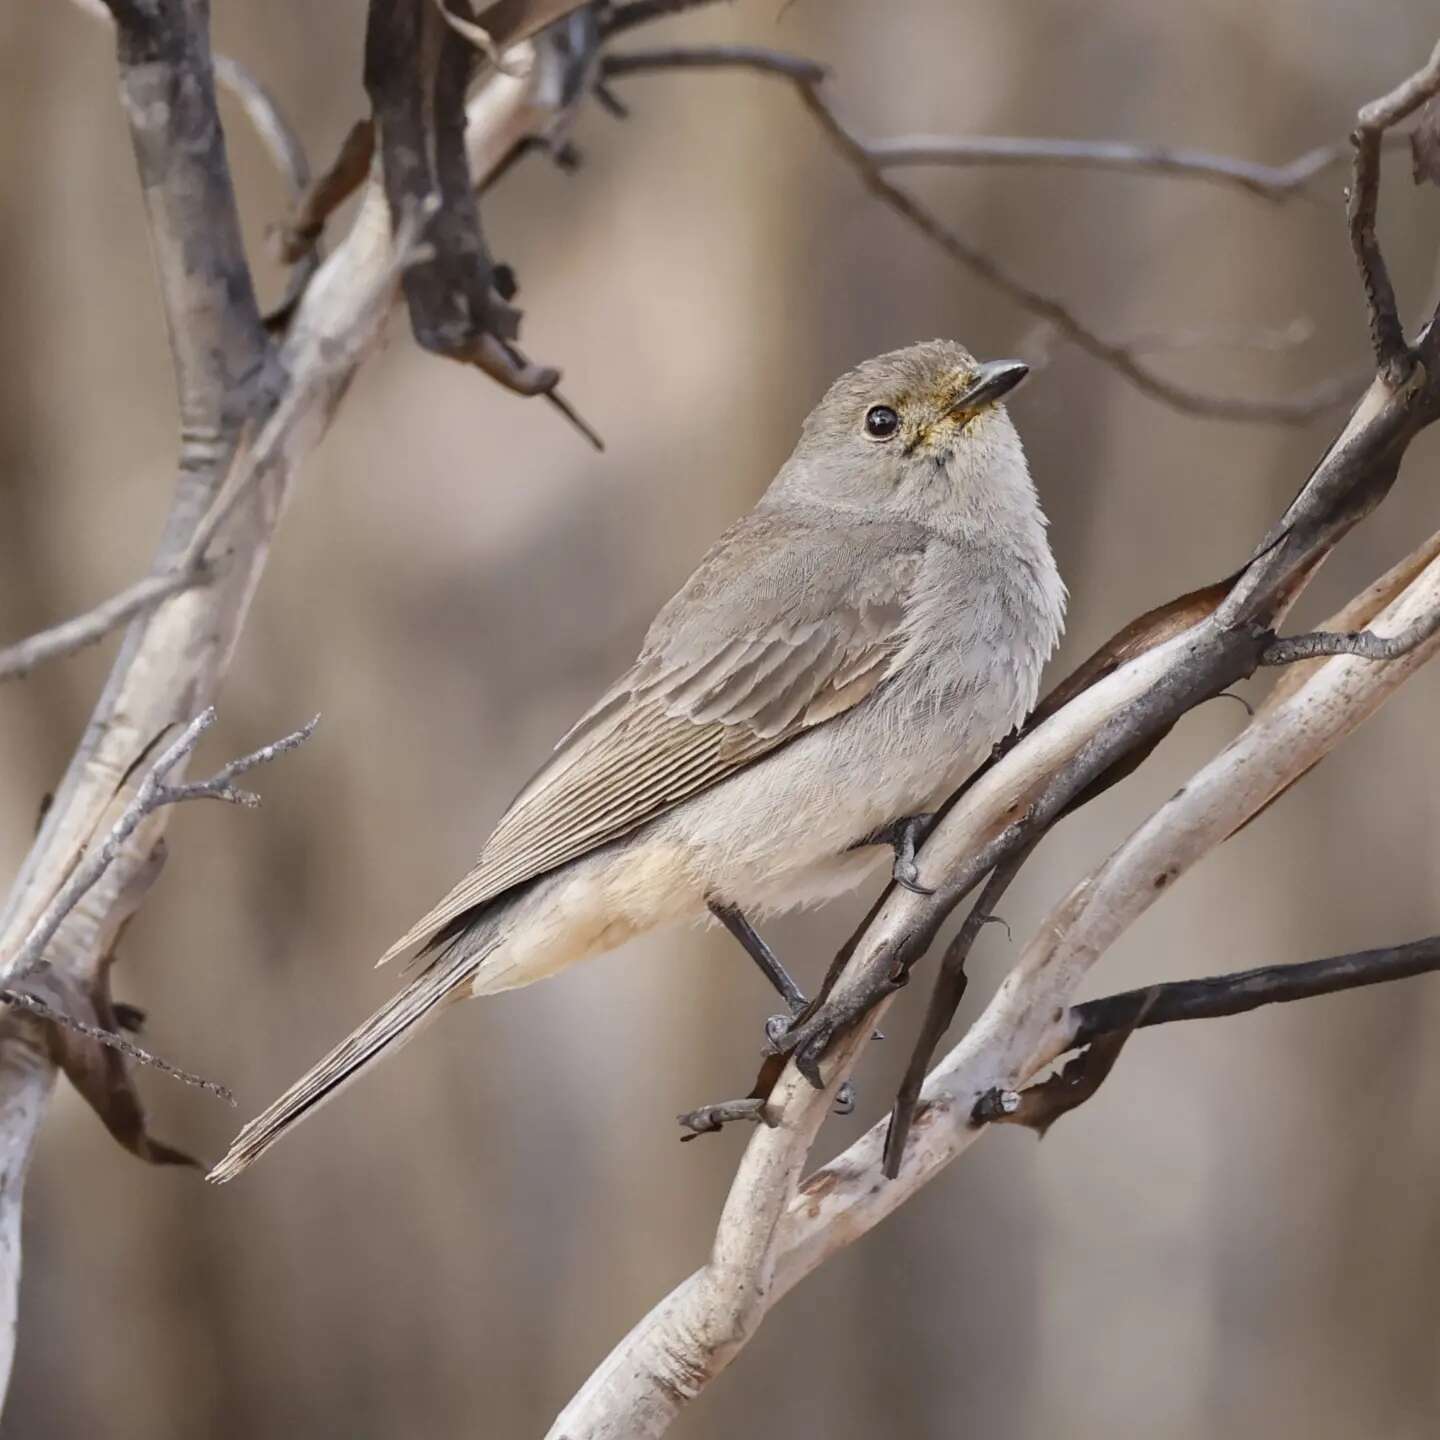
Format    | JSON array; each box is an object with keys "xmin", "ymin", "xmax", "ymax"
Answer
[
  {"xmin": 763, "ymin": 1013, "xmax": 792, "ymax": 1047},
  {"xmin": 893, "ymin": 861, "xmax": 936, "ymax": 896}
]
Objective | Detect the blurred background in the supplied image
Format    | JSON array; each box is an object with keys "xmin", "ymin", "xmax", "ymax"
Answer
[{"xmin": 3, "ymin": 1, "xmax": 1440, "ymax": 1435}]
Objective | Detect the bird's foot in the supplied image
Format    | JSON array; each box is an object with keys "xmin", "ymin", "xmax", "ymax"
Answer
[{"xmin": 857, "ymin": 813, "xmax": 938, "ymax": 894}]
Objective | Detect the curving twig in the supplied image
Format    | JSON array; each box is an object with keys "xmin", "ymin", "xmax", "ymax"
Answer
[
  {"xmin": 1348, "ymin": 37, "xmax": 1440, "ymax": 377},
  {"xmin": 602, "ymin": 44, "xmax": 1368, "ymax": 425},
  {"xmin": 2, "ymin": 709, "xmax": 319, "ymax": 991},
  {"xmin": 866, "ymin": 130, "xmax": 1410, "ymax": 199}
]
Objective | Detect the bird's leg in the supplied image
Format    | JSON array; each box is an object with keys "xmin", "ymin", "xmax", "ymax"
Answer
[
  {"xmin": 854, "ymin": 812, "xmax": 938, "ymax": 895},
  {"xmin": 707, "ymin": 900, "xmax": 855, "ymax": 1113},
  {"xmin": 709, "ymin": 900, "xmax": 806, "ymax": 1019}
]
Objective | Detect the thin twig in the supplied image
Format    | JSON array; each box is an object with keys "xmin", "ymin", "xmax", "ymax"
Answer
[
  {"xmin": 1261, "ymin": 604, "xmax": 1440, "ymax": 664},
  {"xmin": 0, "ymin": 987, "xmax": 233, "ymax": 1102},
  {"xmin": 2, "ymin": 710, "xmax": 319, "ymax": 988},
  {"xmin": 601, "ymin": 45, "xmax": 825, "ymax": 83},
  {"xmin": 883, "ymin": 842, "xmax": 1034, "ymax": 1178},
  {"xmin": 1349, "ymin": 38, "xmax": 1440, "ymax": 376},
  {"xmin": 602, "ymin": 45, "xmax": 1361, "ymax": 425},
  {"xmin": 72, "ymin": 2, "xmax": 311, "ymax": 199},
  {"xmin": 213, "ymin": 55, "xmax": 310, "ymax": 195},
  {"xmin": 0, "ymin": 566, "xmax": 215, "ymax": 684},
  {"xmin": 866, "ymin": 130, "xmax": 1412, "ymax": 198}
]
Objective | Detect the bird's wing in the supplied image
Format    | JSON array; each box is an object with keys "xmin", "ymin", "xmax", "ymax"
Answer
[{"xmin": 377, "ymin": 515, "xmax": 928, "ymax": 965}]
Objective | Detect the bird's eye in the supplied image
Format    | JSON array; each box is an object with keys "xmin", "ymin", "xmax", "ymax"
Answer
[{"xmin": 864, "ymin": 405, "xmax": 899, "ymax": 440}]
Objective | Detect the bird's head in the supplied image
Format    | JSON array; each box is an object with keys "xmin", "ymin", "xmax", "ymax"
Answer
[{"xmin": 780, "ymin": 339, "xmax": 1033, "ymax": 518}]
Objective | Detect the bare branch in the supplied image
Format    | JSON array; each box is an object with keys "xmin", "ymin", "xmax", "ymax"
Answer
[
  {"xmin": 2, "ymin": 709, "xmax": 318, "ymax": 990},
  {"xmin": 883, "ymin": 841, "xmax": 1033, "ymax": 1178},
  {"xmin": 601, "ymin": 44, "xmax": 826, "ymax": 84},
  {"xmin": 1261, "ymin": 603, "xmax": 1440, "ymax": 665},
  {"xmin": 1348, "ymin": 38, "xmax": 1440, "ymax": 376},
  {"xmin": 0, "ymin": 986, "xmax": 233, "ymax": 1102},
  {"xmin": 866, "ymin": 131, "xmax": 1406, "ymax": 199},
  {"xmin": 213, "ymin": 54, "xmax": 310, "ymax": 195},
  {"xmin": 1069, "ymin": 936, "xmax": 1440, "ymax": 1047},
  {"xmin": 602, "ymin": 45, "xmax": 1362, "ymax": 425},
  {"xmin": 0, "ymin": 565, "xmax": 214, "ymax": 684}
]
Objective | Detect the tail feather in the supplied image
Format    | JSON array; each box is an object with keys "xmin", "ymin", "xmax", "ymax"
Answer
[{"xmin": 207, "ymin": 938, "xmax": 496, "ymax": 1184}]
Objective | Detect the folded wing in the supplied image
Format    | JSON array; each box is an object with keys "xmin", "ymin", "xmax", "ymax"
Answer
[{"xmin": 377, "ymin": 516, "xmax": 928, "ymax": 964}]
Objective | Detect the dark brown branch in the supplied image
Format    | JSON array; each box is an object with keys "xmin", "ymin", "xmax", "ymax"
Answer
[
  {"xmin": 602, "ymin": 45, "xmax": 1360, "ymax": 425},
  {"xmin": 972, "ymin": 1021, "xmax": 1146, "ymax": 1135},
  {"xmin": 601, "ymin": 44, "xmax": 826, "ymax": 84},
  {"xmin": 1069, "ymin": 936, "xmax": 1440, "ymax": 1047},
  {"xmin": 365, "ymin": 0, "xmax": 601, "ymax": 440},
  {"xmin": 273, "ymin": 119, "xmax": 376, "ymax": 264},
  {"xmin": 883, "ymin": 844, "xmax": 1033, "ymax": 1177}
]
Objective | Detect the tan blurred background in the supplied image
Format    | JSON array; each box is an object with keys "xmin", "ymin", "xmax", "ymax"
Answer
[{"xmin": 4, "ymin": 1, "xmax": 1440, "ymax": 1435}]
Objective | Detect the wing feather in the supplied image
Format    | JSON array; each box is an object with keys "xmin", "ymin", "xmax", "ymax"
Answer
[{"xmin": 376, "ymin": 524, "xmax": 927, "ymax": 965}]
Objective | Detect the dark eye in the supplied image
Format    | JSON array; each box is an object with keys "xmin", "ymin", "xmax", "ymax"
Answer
[{"xmin": 864, "ymin": 405, "xmax": 899, "ymax": 440}]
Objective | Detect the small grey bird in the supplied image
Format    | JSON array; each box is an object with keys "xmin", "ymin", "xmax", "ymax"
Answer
[{"xmin": 208, "ymin": 339, "xmax": 1065, "ymax": 1182}]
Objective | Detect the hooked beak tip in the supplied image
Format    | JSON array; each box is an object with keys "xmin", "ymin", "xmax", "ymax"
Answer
[{"xmin": 950, "ymin": 359, "xmax": 1030, "ymax": 416}]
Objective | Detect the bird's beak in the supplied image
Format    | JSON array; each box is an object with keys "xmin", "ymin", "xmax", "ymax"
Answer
[{"xmin": 948, "ymin": 359, "xmax": 1030, "ymax": 418}]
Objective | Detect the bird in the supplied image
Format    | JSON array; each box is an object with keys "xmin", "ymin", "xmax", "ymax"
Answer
[{"xmin": 208, "ymin": 339, "xmax": 1066, "ymax": 1183}]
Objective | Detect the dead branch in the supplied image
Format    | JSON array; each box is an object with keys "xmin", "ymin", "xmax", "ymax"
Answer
[
  {"xmin": 865, "ymin": 129, "xmax": 1411, "ymax": 199},
  {"xmin": 2, "ymin": 709, "xmax": 318, "ymax": 990},
  {"xmin": 602, "ymin": 44, "xmax": 1366, "ymax": 424},
  {"xmin": 1260, "ymin": 606, "xmax": 1440, "ymax": 663},
  {"xmin": 1349, "ymin": 37, "xmax": 1440, "ymax": 376},
  {"xmin": 1067, "ymin": 935, "xmax": 1440, "ymax": 1048},
  {"xmin": 0, "ymin": 566, "xmax": 215, "ymax": 683}
]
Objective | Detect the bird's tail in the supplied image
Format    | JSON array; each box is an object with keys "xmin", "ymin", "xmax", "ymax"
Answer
[{"xmin": 206, "ymin": 928, "xmax": 504, "ymax": 1185}]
